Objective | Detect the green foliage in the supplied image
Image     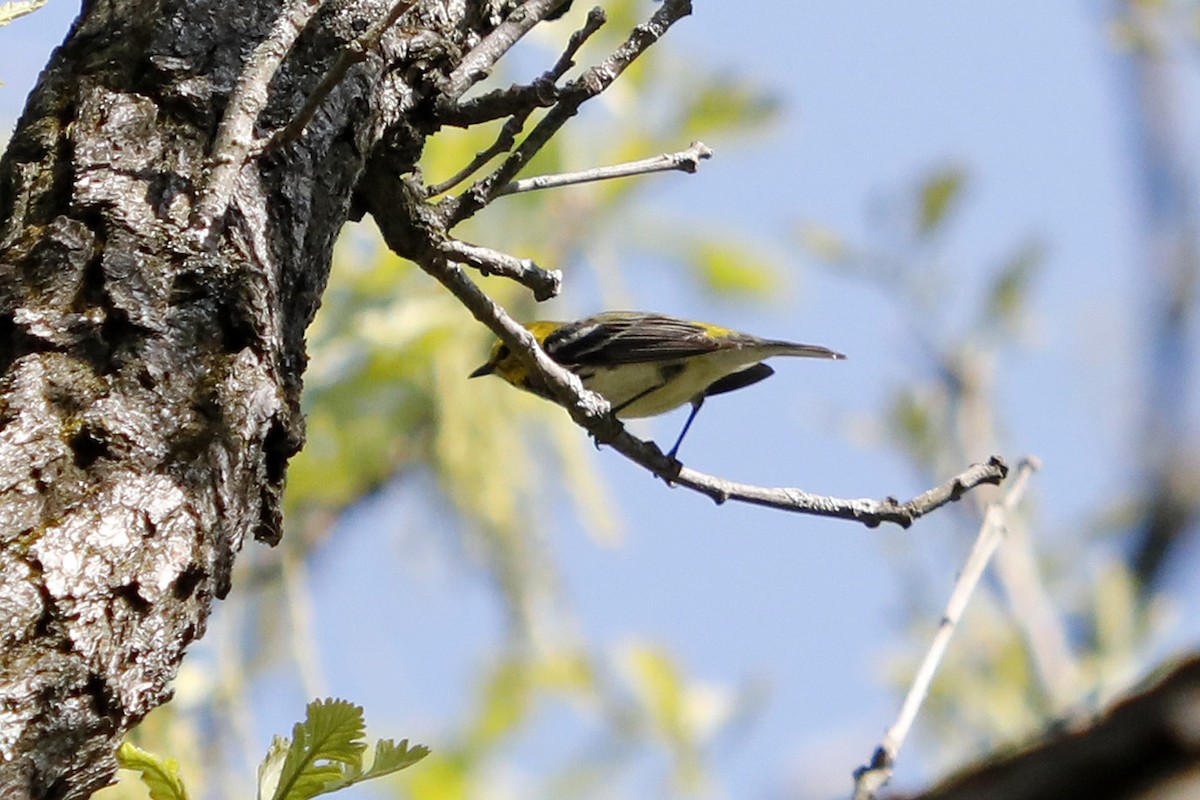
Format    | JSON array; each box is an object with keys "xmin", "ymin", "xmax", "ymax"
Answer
[
  {"xmin": 796, "ymin": 221, "xmax": 855, "ymax": 265},
  {"xmin": 889, "ymin": 386, "xmax": 940, "ymax": 471},
  {"xmin": 687, "ymin": 237, "xmax": 779, "ymax": 295},
  {"xmin": 917, "ymin": 165, "xmax": 967, "ymax": 237},
  {"xmin": 115, "ymin": 701, "xmax": 426, "ymax": 800},
  {"xmin": 117, "ymin": 743, "xmax": 190, "ymax": 800},
  {"xmin": 678, "ymin": 75, "xmax": 781, "ymax": 140},
  {"xmin": 615, "ymin": 642, "xmax": 738, "ymax": 793},
  {"xmin": 258, "ymin": 698, "xmax": 428, "ymax": 800},
  {"xmin": 983, "ymin": 240, "xmax": 1043, "ymax": 330}
]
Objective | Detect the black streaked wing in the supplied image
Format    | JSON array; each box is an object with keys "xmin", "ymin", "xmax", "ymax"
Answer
[{"xmin": 543, "ymin": 313, "xmax": 723, "ymax": 366}]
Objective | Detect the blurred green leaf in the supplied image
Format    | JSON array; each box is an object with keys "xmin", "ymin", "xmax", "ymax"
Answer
[
  {"xmin": 680, "ymin": 77, "xmax": 780, "ymax": 139},
  {"xmin": 917, "ymin": 166, "xmax": 967, "ymax": 236},
  {"xmin": 889, "ymin": 387, "xmax": 940, "ymax": 468},
  {"xmin": 623, "ymin": 645, "xmax": 686, "ymax": 740},
  {"xmin": 797, "ymin": 221, "xmax": 854, "ymax": 264},
  {"xmin": 471, "ymin": 660, "xmax": 533, "ymax": 748},
  {"xmin": 117, "ymin": 742, "xmax": 190, "ymax": 800},
  {"xmin": 408, "ymin": 753, "xmax": 469, "ymax": 800},
  {"xmin": 985, "ymin": 240, "xmax": 1043, "ymax": 326},
  {"xmin": 617, "ymin": 643, "xmax": 729, "ymax": 793},
  {"xmin": 1093, "ymin": 562, "xmax": 1140, "ymax": 663},
  {"xmin": 689, "ymin": 239, "xmax": 779, "ymax": 295}
]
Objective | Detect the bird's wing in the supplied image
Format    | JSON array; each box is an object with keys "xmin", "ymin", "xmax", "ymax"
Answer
[{"xmin": 542, "ymin": 313, "xmax": 723, "ymax": 366}]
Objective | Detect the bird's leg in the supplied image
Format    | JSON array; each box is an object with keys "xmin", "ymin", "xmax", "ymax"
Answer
[{"xmin": 666, "ymin": 397, "xmax": 704, "ymax": 460}]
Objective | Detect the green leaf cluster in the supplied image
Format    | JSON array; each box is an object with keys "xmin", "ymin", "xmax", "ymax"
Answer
[{"xmin": 115, "ymin": 699, "xmax": 428, "ymax": 800}]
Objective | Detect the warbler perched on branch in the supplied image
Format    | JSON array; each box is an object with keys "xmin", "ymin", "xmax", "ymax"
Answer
[{"xmin": 470, "ymin": 311, "xmax": 845, "ymax": 458}]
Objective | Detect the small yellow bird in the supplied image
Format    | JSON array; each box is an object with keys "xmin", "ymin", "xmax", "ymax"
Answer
[{"xmin": 470, "ymin": 311, "xmax": 845, "ymax": 458}]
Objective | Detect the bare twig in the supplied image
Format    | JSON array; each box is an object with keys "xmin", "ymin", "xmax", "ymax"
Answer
[
  {"xmin": 438, "ymin": 6, "xmax": 606, "ymax": 128},
  {"xmin": 192, "ymin": 0, "xmax": 327, "ymax": 241},
  {"xmin": 440, "ymin": 0, "xmax": 573, "ymax": 102},
  {"xmin": 194, "ymin": 0, "xmax": 418, "ymax": 239},
  {"xmin": 495, "ymin": 141, "xmax": 713, "ymax": 197},
  {"xmin": 413, "ymin": 249, "xmax": 1010, "ymax": 528},
  {"xmin": 425, "ymin": 112, "xmax": 536, "ymax": 198},
  {"xmin": 427, "ymin": 8, "xmax": 607, "ymax": 197},
  {"xmin": 992, "ymin": 513, "xmax": 1080, "ymax": 711},
  {"xmin": 263, "ymin": 0, "xmax": 418, "ymax": 153},
  {"xmin": 441, "ymin": 0, "xmax": 694, "ymax": 225},
  {"xmin": 438, "ymin": 239, "xmax": 562, "ymax": 300},
  {"xmin": 675, "ymin": 456, "xmax": 1008, "ymax": 528},
  {"xmin": 942, "ymin": 349, "xmax": 1079, "ymax": 712},
  {"xmin": 852, "ymin": 457, "xmax": 1041, "ymax": 800}
]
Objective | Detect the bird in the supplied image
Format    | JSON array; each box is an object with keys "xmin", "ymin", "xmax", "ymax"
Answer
[{"xmin": 469, "ymin": 311, "xmax": 845, "ymax": 459}]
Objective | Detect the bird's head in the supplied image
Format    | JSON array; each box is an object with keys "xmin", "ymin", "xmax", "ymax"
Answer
[{"xmin": 469, "ymin": 322, "xmax": 560, "ymax": 388}]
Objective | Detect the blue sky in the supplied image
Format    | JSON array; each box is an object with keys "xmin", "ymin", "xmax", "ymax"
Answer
[{"xmin": 5, "ymin": 2, "xmax": 1199, "ymax": 798}]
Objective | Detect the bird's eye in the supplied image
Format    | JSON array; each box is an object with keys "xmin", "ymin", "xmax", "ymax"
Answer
[{"xmin": 496, "ymin": 345, "xmax": 510, "ymax": 361}]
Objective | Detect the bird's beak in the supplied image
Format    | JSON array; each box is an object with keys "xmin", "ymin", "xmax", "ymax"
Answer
[{"xmin": 469, "ymin": 362, "xmax": 495, "ymax": 378}]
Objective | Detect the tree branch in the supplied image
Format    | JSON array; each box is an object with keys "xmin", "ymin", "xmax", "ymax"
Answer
[
  {"xmin": 436, "ymin": 6, "xmax": 605, "ymax": 129},
  {"xmin": 439, "ymin": 0, "xmax": 694, "ymax": 225},
  {"xmin": 426, "ymin": 7, "xmax": 607, "ymax": 196},
  {"xmin": 852, "ymin": 457, "xmax": 1041, "ymax": 800},
  {"xmin": 675, "ymin": 456, "xmax": 1009, "ymax": 527},
  {"xmin": 439, "ymin": 0, "xmax": 573, "ymax": 102},
  {"xmin": 494, "ymin": 141, "xmax": 713, "ymax": 197},
  {"xmin": 191, "ymin": 0, "xmax": 327, "ymax": 240},
  {"xmin": 437, "ymin": 238, "xmax": 562, "ymax": 301},
  {"xmin": 262, "ymin": 0, "xmax": 418, "ymax": 153}
]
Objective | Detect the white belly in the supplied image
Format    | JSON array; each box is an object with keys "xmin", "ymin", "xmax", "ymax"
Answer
[{"xmin": 581, "ymin": 349, "xmax": 768, "ymax": 418}]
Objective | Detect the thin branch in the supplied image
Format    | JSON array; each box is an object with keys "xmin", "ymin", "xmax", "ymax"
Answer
[
  {"xmin": 992, "ymin": 511, "xmax": 1081, "ymax": 712},
  {"xmin": 262, "ymin": 0, "xmax": 418, "ymax": 154},
  {"xmin": 425, "ymin": 111, "xmax": 536, "ymax": 198},
  {"xmin": 675, "ymin": 456, "xmax": 1009, "ymax": 528},
  {"xmin": 494, "ymin": 141, "xmax": 713, "ymax": 197},
  {"xmin": 412, "ymin": 248, "xmax": 1009, "ymax": 528},
  {"xmin": 426, "ymin": 9, "xmax": 607, "ymax": 197},
  {"xmin": 438, "ymin": 6, "xmax": 605, "ymax": 128},
  {"xmin": 192, "ymin": 0, "xmax": 327, "ymax": 241},
  {"xmin": 441, "ymin": 0, "xmax": 694, "ymax": 225},
  {"xmin": 440, "ymin": 0, "xmax": 573, "ymax": 102},
  {"xmin": 438, "ymin": 239, "xmax": 562, "ymax": 301},
  {"xmin": 851, "ymin": 456, "xmax": 1041, "ymax": 800},
  {"xmin": 424, "ymin": 253, "xmax": 612, "ymax": 409}
]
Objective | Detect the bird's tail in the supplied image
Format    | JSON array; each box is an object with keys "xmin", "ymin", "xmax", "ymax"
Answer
[{"xmin": 763, "ymin": 340, "xmax": 846, "ymax": 360}]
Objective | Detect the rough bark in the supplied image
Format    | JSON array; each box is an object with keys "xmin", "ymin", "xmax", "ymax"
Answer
[{"xmin": 0, "ymin": 1, "xmax": 507, "ymax": 796}]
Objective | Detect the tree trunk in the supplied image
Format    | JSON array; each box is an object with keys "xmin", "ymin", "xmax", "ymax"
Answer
[{"xmin": 0, "ymin": 1, "xmax": 492, "ymax": 795}]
